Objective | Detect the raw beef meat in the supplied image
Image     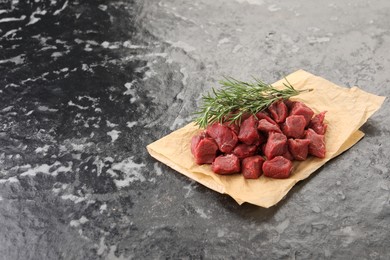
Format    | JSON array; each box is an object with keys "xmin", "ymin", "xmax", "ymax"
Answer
[
  {"xmin": 309, "ymin": 111, "xmax": 327, "ymax": 135},
  {"xmin": 284, "ymin": 99, "xmax": 294, "ymax": 109},
  {"xmin": 238, "ymin": 115, "xmax": 260, "ymax": 145},
  {"xmin": 211, "ymin": 154, "xmax": 241, "ymax": 174},
  {"xmin": 191, "ymin": 134, "xmax": 219, "ymax": 164},
  {"xmin": 233, "ymin": 143, "xmax": 258, "ymax": 159},
  {"xmin": 304, "ymin": 128, "xmax": 326, "ymax": 158},
  {"xmin": 288, "ymin": 138, "xmax": 310, "ymax": 161},
  {"xmin": 191, "ymin": 132, "xmax": 205, "ymax": 154},
  {"xmin": 262, "ymin": 156, "xmax": 293, "ymax": 179},
  {"xmin": 257, "ymin": 119, "xmax": 282, "ymax": 133},
  {"xmin": 191, "ymin": 97, "xmax": 328, "ymax": 179},
  {"xmin": 263, "ymin": 132, "xmax": 287, "ymax": 159},
  {"xmin": 206, "ymin": 123, "xmax": 238, "ymax": 153},
  {"xmin": 282, "ymin": 115, "xmax": 306, "ymax": 138},
  {"xmin": 268, "ymin": 100, "xmax": 288, "ymax": 123},
  {"xmin": 223, "ymin": 121, "xmax": 240, "ymax": 135},
  {"xmin": 289, "ymin": 101, "xmax": 314, "ymax": 126},
  {"xmin": 242, "ymin": 156, "xmax": 265, "ymax": 179},
  {"xmin": 255, "ymin": 111, "xmax": 278, "ymax": 126},
  {"xmin": 282, "ymin": 149, "xmax": 294, "ymax": 161}
]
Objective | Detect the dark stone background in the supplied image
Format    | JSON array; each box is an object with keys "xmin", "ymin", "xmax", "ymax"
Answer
[{"xmin": 0, "ymin": 0, "xmax": 389, "ymax": 259}]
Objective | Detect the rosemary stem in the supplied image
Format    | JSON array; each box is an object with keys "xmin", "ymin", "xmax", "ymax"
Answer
[{"xmin": 194, "ymin": 77, "xmax": 310, "ymax": 128}]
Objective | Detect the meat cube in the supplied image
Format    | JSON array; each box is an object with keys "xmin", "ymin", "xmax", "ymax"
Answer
[
  {"xmin": 304, "ymin": 128, "xmax": 326, "ymax": 158},
  {"xmin": 262, "ymin": 156, "xmax": 293, "ymax": 179},
  {"xmin": 238, "ymin": 115, "xmax": 260, "ymax": 145},
  {"xmin": 242, "ymin": 156, "xmax": 265, "ymax": 179},
  {"xmin": 206, "ymin": 123, "xmax": 238, "ymax": 153},
  {"xmin": 255, "ymin": 111, "xmax": 278, "ymax": 126},
  {"xmin": 309, "ymin": 111, "xmax": 327, "ymax": 135},
  {"xmin": 282, "ymin": 115, "xmax": 306, "ymax": 138},
  {"xmin": 223, "ymin": 121, "xmax": 240, "ymax": 135},
  {"xmin": 191, "ymin": 134, "xmax": 219, "ymax": 164},
  {"xmin": 257, "ymin": 119, "xmax": 282, "ymax": 134},
  {"xmin": 232, "ymin": 143, "xmax": 258, "ymax": 159},
  {"xmin": 284, "ymin": 99, "xmax": 295, "ymax": 109},
  {"xmin": 282, "ymin": 149, "xmax": 294, "ymax": 161},
  {"xmin": 289, "ymin": 101, "xmax": 314, "ymax": 126},
  {"xmin": 211, "ymin": 154, "xmax": 240, "ymax": 174},
  {"xmin": 268, "ymin": 100, "xmax": 288, "ymax": 123},
  {"xmin": 288, "ymin": 138, "xmax": 311, "ymax": 161},
  {"xmin": 263, "ymin": 132, "xmax": 287, "ymax": 159},
  {"xmin": 191, "ymin": 132, "xmax": 205, "ymax": 155}
]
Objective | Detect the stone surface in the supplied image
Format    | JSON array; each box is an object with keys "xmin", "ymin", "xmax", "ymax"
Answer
[{"xmin": 0, "ymin": 0, "xmax": 389, "ymax": 259}]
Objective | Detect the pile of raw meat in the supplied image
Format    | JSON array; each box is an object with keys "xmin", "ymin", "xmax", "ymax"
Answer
[{"xmin": 191, "ymin": 100, "xmax": 327, "ymax": 179}]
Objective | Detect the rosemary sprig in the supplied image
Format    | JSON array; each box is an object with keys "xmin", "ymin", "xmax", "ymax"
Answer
[{"xmin": 194, "ymin": 77, "xmax": 312, "ymax": 128}]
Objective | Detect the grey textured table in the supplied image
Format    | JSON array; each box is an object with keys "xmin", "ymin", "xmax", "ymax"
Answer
[{"xmin": 0, "ymin": 0, "xmax": 389, "ymax": 259}]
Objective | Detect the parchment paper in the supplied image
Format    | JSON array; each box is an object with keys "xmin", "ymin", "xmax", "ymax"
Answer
[{"xmin": 147, "ymin": 70, "xmax": 385, "ymax": 208}]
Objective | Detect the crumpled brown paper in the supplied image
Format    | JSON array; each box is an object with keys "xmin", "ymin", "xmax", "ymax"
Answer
[{"xmin": 147, "ymin": 70, "xmax": 385, "ymax": 208}]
